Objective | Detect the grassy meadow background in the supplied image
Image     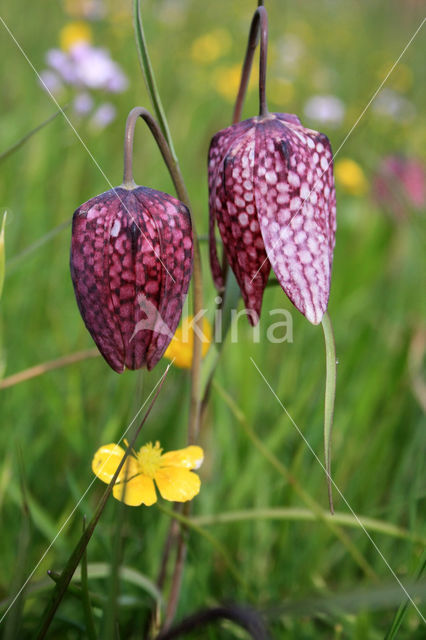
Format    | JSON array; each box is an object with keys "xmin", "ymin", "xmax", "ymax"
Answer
[{"xmin": 0, "ymin": 0, "xmax": 425, "ymax": 637}]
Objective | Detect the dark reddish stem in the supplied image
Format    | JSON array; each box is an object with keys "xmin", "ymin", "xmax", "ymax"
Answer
[{"xmin": 232, "ymin": 5, "xmax": 269, "ymax": 124}]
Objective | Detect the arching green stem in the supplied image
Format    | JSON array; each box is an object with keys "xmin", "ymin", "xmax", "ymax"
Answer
[{"xmin": 321, "ymin": 311, "xmax": 337, "ymax": 514}]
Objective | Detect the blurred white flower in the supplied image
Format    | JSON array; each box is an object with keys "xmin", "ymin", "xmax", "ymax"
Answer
[
  {"xmin": 372, "ymin": 88, "xmax": 415, "ymax": 122},
  {"xmin": 90, "ymin": 102, "xmax": 116, "ymax": 130},
  {"xmin": 303, "ymin": 94, "xmax": 345, "ymax": 127}
]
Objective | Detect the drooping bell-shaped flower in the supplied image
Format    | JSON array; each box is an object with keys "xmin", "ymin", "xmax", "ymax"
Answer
[
  {"xmin": 209, "ymin": 112, "xmax": 336, "ymax": 326},
  {"xmin": 70, "ymin": 108, "xmax": 193, "ymax": 372},
  {"xmin": 208, "ymin": 5, "xmax": 336, "ymax": 327}
]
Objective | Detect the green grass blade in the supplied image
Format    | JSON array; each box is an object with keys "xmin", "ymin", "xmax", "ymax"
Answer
[{"xmin": 384, "ymin": 552, "xmax": 426, "ymax": 639}]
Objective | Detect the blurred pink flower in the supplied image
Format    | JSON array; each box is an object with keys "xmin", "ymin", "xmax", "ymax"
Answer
[{"xmin": 373, "ymin": 155, "xmax": 426, "ymax": 220}]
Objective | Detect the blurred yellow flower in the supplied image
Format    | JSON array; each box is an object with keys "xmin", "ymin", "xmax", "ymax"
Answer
[
  {"xmin": 191, "ymin": 29, "xmax": 231, "ymax": 64},
  {"xmin": 335, "ymin": 158, "xmax": 368, "ymax": 196},
  {"xmin": 60, "ymin": 21, "xmax": 92, "ymax": 51},
  {"xmin": 213, "ymin": 64, "xmax": 256, "ymax": 102},
  {"xmin": 92, "ymin": 440, "xmax": 204, "ymax": 506},
  {"xmin": 164, "ymin": 316, "xmax": 212, "ymax": 369}
]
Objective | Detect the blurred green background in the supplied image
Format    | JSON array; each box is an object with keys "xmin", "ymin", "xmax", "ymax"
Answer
[{"xmin": 0, "ymin": 0, "xmax": 425, "ymax": 638}]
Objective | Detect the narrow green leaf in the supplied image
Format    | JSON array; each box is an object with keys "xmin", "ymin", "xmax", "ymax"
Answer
[
  {"xmin": 132, "ymin": 0, "xmax": 176, "ymax": 160},
  {"xmin": 384, "ymin": 552, "xmax": 426, "ymax": 639}
]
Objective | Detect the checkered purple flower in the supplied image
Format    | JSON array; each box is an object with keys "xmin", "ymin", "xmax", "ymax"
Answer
[
  {"xmin": 70, "ymin": 187, "xmax": 193, "ymax": 372},
  {"xmin": 209, "ymin": 113, "xmax": 336, "ymax": 325}
]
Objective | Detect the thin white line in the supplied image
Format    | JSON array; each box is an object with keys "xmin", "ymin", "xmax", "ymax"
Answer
[
  {"xmin": 250, "ymin": 16, "xmax": 426, "ymax": 284},
  {"xmin": 0, "ymin": 368, "xmax": 168, "ymax": 625},
  {"xmin": 250, "ymin": 356, "xmax": 426, "ymax": 623},
  {"xmin": 0, "ymin": 15, "xmax": 176, "ymax": 283}
]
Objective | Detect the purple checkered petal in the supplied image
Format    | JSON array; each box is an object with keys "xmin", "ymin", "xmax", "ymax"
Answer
[
  {"xmin": 208, "ymin": 119, "xmax": 255, "ymax": 290},
  {"xmin": 207, "ymin": 112, "xmax": 336, "ymax": 325},
  {"xmin": 70, "ymin": 187, "xmax": 193, "ymax": 372},
  {"xmin": 255, "ymin": 116, "xmax": 335, "ymax": 324}
]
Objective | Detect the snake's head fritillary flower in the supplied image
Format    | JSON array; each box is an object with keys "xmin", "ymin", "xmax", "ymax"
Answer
[
  {"xmin": 92, "ymin": 440, "xmax": 204, "ymax": 506},
  {"xmin": 70, "ymin": 186, "xmax": 193, "ymax": 372},
  {"xmin": 209, "ymin": 113, "xmax": 336, "ymax": 325}
]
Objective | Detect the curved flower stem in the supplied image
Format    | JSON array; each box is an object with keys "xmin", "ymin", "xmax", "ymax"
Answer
[
  {"xmin": 321, "ymin": 311, "xmax": 337, "ymax": 514},
  {"xmin": 121, "ymin": 106, "xmax": 203, "ymax": 446},
  {"xmin": 122, "ymin": 108, "xmax": 204, "ymax": 630},
  {"xmin": 200, "ymin": 4, "xmax": 270, "ymax": 421},
  {"xmin": 122, "ymin": 107, "xmax": 188, "ymax": 199},
  {"xmin": 233, "ymin": 5, "xmax": 269, "ymax": 123}
]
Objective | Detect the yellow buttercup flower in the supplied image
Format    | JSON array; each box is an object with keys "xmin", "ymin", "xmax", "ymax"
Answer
[
  {"xmin": 92, "ymin": 440, "xmax": 204, "ymax": 506},
  {"xmin": 60, "ymin": 21, "xmax": 92, "ymax": 52},
  {"xmin": 334, "ymin": 158, "xmax": 368, "ymax": 196},
  {"xmin": 164, "ymin": 316, "xmax": 212, "ymax": 369}
]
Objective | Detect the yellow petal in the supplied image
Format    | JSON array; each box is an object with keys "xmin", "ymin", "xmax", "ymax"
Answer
[
  {"xmin": 155, "ymin": 467, "xmax": 201, "ymax": 502},
  {"xmin": 113, "ymin": 474, "xmax": 157, "ymax": 507},
  {"xmin": 160, "ymin": 446, "xmax": 204, "ymax": 470},
  {"xmin": 164, "ymin": 317, "xmax": 212, "ymax": 369},
  {"xmin": 91, "ymin": 443, "xmax": 138, "ymax": 485}
]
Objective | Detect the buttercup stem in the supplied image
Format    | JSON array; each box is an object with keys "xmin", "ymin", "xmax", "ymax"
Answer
[
  {"xmin": 232, "ymin": 5, "xmax": 269, "ymax": 123},
  {"xmin": 321, "ymin": 311, "xmax": 337, "ymax": 514}
]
